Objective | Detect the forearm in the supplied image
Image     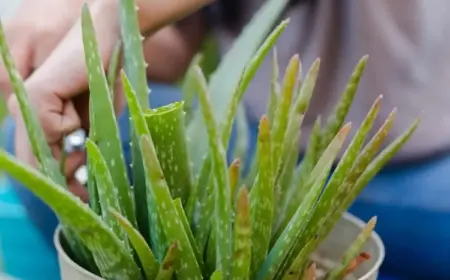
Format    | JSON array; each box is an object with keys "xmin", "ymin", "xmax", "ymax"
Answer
[
  {"xmin": 144, "ymin": 14, "xmax": 207, "ymax": 83},
  {"xmin": 26, "ymin": 0, "xmax": 214, "ymax": 100}
]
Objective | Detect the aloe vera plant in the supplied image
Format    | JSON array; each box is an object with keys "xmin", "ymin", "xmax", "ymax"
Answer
[{"xmin": 0, "ymin": 0, "xmax": 420, "ymax": 279}]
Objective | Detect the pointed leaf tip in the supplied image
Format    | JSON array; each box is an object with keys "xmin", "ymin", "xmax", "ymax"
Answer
[{"xmin": 339, "ymin": 122, "xmax": 352, "ymax": 136}]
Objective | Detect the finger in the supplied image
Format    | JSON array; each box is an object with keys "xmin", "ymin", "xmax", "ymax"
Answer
[
  {"xmin": 68, "ymin": 178, "xmax": 89, "ymax": 203},
  {"xmin": 61, "ymin": 100, "xmax": 82, "ymax": 136},
  {"xmin": 64, "ymin": 151, "xmax": 86, "ymax": 180},
  {"xmin": 0, "ymin": 40, "xmax": 33, "ymax": 94}
]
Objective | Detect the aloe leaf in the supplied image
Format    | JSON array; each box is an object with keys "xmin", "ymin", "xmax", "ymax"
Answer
[
  {"xmin": 229, "ymin": 159, "xmax": 241, "ymax": 203},
  {"xmin": 0, "ymin": 150, "xmax": 140, "ymax": 279},
  {"xmin": 86, "ymin": 153, "xmax": 101, "ymax": 215},
  {"xmin": 194, "ymin": 67, "xmax": 232, "ymax": 277},
  {"xmin": 325, "ymin": 217, "xmax": 377, "ymax": 280},
  {"xmin": 221, "ymin": 19, "xmax": 290, "ymax": 148},
  {"xmin": 297, "ymin": 96, "xmax": 381, "ymax": 239},
  {"xmin": 267, "ymin": 48, "xmax": 280, "ymax": 123},
  {"xmin": 232, "ymin": 187, "xmax": 252, "ymax": 280},
  {"xmin": 211, "ymin": 271, "xmax": 223, "ymax": 280},
  {"xmin": 259, "ymin": 157, "xmax": 333, "ymax": 280},
  {"xmin": 110, "ymin": 208, "xmax": 159, "ymax": 280},
  {"xmin": 122, "ymin": 72, "xmax": 166, "ymax": 260},
  {"xmin": 181, "ymin": 53, "xmax": 204, "ymax": 121},
  {"xmin": 155, "ymin": 242, "xmax": 179, "ymax": 280},
  {"xmin": 319, "ymin": 56, "xmax": 368, "ymax": 152},
  {"xmin": 119, "ymin": 0, "xmax": 148, "ymax": 108},
  {"xmin": 249, "ymin": 116, "xmax": 273, "ymax": 276},
  {"xmin": 271, "ymin": 55, "xmax": 300, "ymax": 192},
  {"xmin": 85, "ymin": 139, "xmax": 128, "ymax": 246},
  {"xmin": 261, "ymin": 125, "xmax": 351, "ymax": 279},
  {"xmin": 192, "ymin": 20, "xmax": 289, "ymax": 230},
  {"xmin": 274, "ymin": 128, "xmax": 300, "ymax": 220},
  {"xmin": 82, "ymin": 6, "xmax": 135, "ymax": 226},
  {"xmin": 296, "ymin": 110, "xmax": 411, "ymax": 263},
  {"xmin": 275, "ymin": 58, "xmax": 321, "ymax": 190},
  {"xmin": 340, "ymin": 118, "xmax": 420, "ymax": 212},
  {"xmin": 0, "ymin": 18, "xmax": 63, "ymax": 186},
  {"xmin": 0, "ymin": 15, "xmax": 91, "ymax": 268},
  {"xmin": 291, "ymin": 58, "xmax": 321, "ymax": 117},
  {"xmin": 107, "ymin": 40, "xmax": 122, "ymax": 94},
  {"xmin": 141, "ymin": 135, "xmax": 202, "ymax": 279},
  {"xmin": 314, "ymin": 119, "xmax": 419, "ymax": 266},
  {"xmin": 88, "ymin": 60, "xmax": 101, "ymax": 216},
  {"xmin": 173, "ymin": 198, "xmax": 204, "ymax": 269},
  {"xmin": 187, "ymin": 0, "xmax": 291, "ymax": 174},
  {"xmin": 144, "ymin": 101, "xmax": 192, "ymax": 204},
  {"xmin": 192, "ymin": 163, "xmax": 214, "ymax": 254},
  {"xmin": 275, "ymin": 59, "xmax": 321, "ymax": 226},
  {"xmin": 232, "ymin": 105, "xmax": 249, "ymax": 167},
  {"xmin": 284, "ymin": 99, "xmax": 383, "ymax": 266},
  {"xmin": 282, "ymin": 236, "xmax": 317, "ymax": 280},
  {"xmin": 279, "ymin": 117, "xmax": 321, "ymax": 228},
  {"xmin": 273, "ymin": 122, "xmax": 351, "ymax": 240}
]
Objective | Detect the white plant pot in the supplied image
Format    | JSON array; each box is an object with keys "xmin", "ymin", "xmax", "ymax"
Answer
[{"xmin": 54, "ymin": 212, "xmax": 384, "ymax": 280}]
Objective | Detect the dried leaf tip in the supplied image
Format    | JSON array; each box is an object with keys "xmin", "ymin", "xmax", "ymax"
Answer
[
  {"xmin": 258, "ymin": 115, "xmax": 270, "ymax": 140},
  {"xmin": 366, "ymin": 216, "xmax": 377, "ymax": 231},
  {"xmin": 360, "ymin": 54, "xmax": 369, "ymax": 63},
  {"xmin": 237, "ymin": 186, "xmax": 249, "ymax": 210},
  {"xmin": 374, "ymin": 94, "xmax": 383, "ymax": 106},
  {"xmin": 230, "ymin": 158, "xmax": 241, "ymax": 169},
  {"xmin": 338, "ymin": 122, "xmax": 352, "ymax": 137},
  {"xmin": 280, "ymin": 18, "xmax": 291, "ymax": 26}
]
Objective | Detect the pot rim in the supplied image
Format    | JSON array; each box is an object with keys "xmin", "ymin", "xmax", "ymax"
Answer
[
  {"xmin": 53, "ymin": 226, "xmax": 104, "ymax": 280},
  {"xmin": 54, "ymin": 212, "xmax": 385, "ymax": 280},
  {"xmin": 342, "ymin": 212, "xmax": 386, "ymax": 280}
]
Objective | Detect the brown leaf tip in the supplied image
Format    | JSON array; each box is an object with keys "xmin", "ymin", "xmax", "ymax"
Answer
[
  {"xmin": 231, "ymin": 158, "xmax": 241, "ymax": 168},
  {"xmin": 339, "ymin": 122, "xmax": 352, "ymax": 136},
  {"xmin": 258, "ymin": 115, "xmax": 270, "ymax": 138}
]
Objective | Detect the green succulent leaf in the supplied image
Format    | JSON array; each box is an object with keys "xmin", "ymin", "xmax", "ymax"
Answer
[
  {"xmin": 0, "ymin": 14, "xmax": 63, "ymax": 186},
  {"xmin": 282, "ymin": 236, "xmax": 317, "ymax": 280},
  {"xmin": 181, "ymin": 53, "xmax": 204, "ymax": 121},
  {"xmin": 232, "ymin": 187, "xmax": 252, "ymax": 280},
  {"xmin": 0, "ymin": 149, "xmax": 140, "ymax": 279},
  {"xmin": 262, "ymin": 124, "xmax": 351, "ymax": 279},
  {"xmin": 155, "ymin": 242, "xmax": 179, "ymax": 280},
  {"xmin": 119, "ymin": 0, "xmax": 148, "ymax": 108},
  {"xmin": 267, "ymin": 48, "xmax": 280, "ymax": 123},
  {"xmin": 173, "ymin": 198, "xmax": 204, "ymax": 269},
  {"xmin": 81, "ymin": 5, "xmax": 135, "ymax": 227},
  {"xmin": 187, "ymin": 0, "xmax": 291, "ymax": 175},
  {"xmin": 85, "ymin": 139, "xmax": 128, "ymax": 246},
  {"xmin": 194, "ymin": 66, "xmax": 232, "ymax": 277},
  {"xmin": 221, "ymin": 19, "xmax": 290, "ymax": 148},
  {"xmin": 249, "ymin": 116, "xmax": 274, "ymax": 276},
  {"xmin": 232, "ymin": 105, "xmax": 250, "ymax": 168},
  {"xmin": 122, "ymin": 71, "xmax": 166, "ymax": 260},
  {"xmin": 271, "ymin": 55, "xmax": 300, "ymax": 174},
  {"xmin": 145, "ymin": 101, "xmax": 192, "ymax": 204},
  {"xmin": 211, "ymin": 271, "xmax": 223, "ymax": 280},
  {"xmin": 325, "ymin": 217, "xmax": 377, "ymax": 280},
  {"xmin": 110, "ymin": 209, "xmax": 159, "ymax": 280},
  {"xmin": 229, "ymin": 158, "xmax": 241, "ymax": 204},
  {"xmin": 141, "ymin": 135, "xmax": 202, "ymax": 279},
  {"xmin": 320, "ymin": 56, "xmax": 368, "ymax": 152},
  {"xmin": 107, "ymin": 40, "xmax": 122, "ymax": 94}
]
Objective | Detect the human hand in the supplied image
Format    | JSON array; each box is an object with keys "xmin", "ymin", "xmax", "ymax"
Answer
[
  {"xmin": 0, "ymin": 0, "xmax": 91, "ymax": 96},
  {"xmin": 5, "ymin": 0, "xmax": 214, "ymax": 199}
]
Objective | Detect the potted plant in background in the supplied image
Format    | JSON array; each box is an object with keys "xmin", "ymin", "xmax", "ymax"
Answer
[{"xmin": 0, "ymin": 0, "xmax": 419, "ymax": 279}]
